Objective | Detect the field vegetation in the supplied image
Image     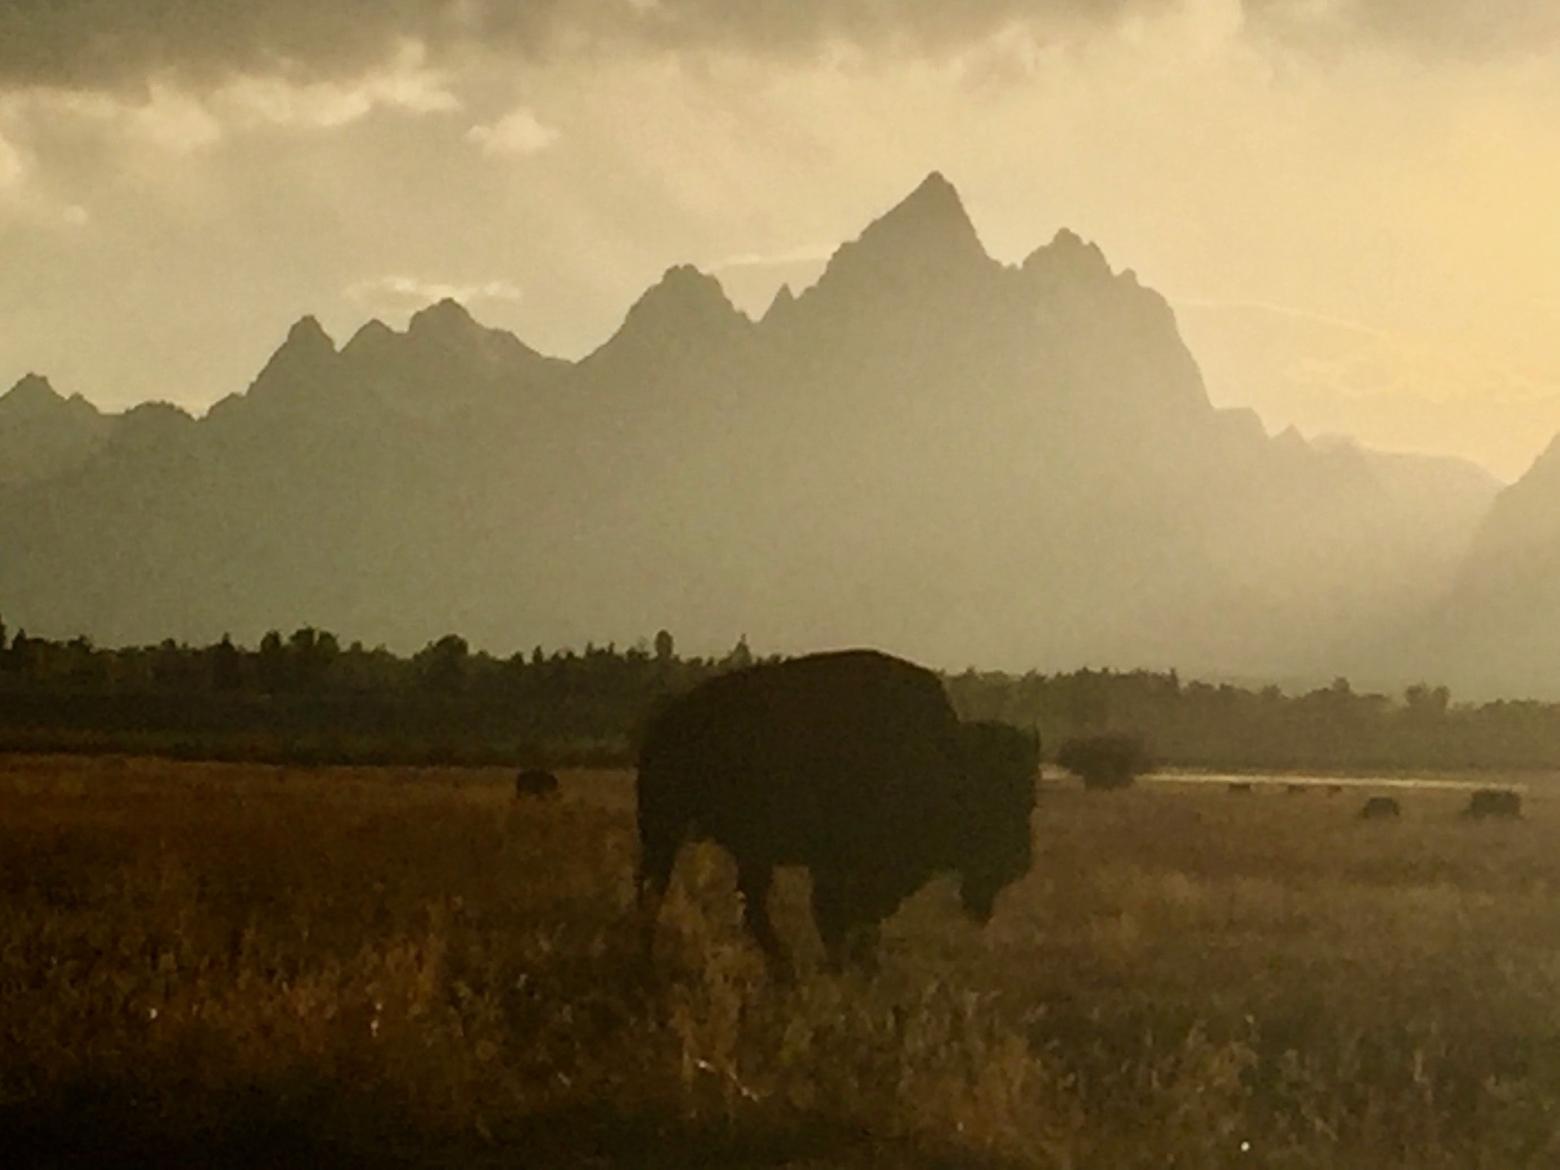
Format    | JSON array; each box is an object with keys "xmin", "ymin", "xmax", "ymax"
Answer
[{"xmin": 3, "ymin": 755, "xmax": 1558, "ymax": 1167}]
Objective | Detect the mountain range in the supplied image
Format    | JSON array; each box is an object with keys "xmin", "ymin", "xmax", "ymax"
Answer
[{"xmin": 2, "ymin": 172, "xmax": 1546, "ymax": 693}]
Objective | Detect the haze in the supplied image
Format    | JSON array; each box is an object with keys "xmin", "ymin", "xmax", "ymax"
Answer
[{"xmin": 2, "ymin": 0, "xmax": 1559, "ymax": 480}]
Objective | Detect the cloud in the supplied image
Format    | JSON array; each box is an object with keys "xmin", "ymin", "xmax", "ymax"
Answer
[
  {"xmin": 15, "ymin": 85, "xmax": 223, "ymax": 154},
  {"xmin": 131, "ymin": 86, "xmax": 225, "ymax": 152},
  {"xmin": 1176, "ymin": 296, "xmax": 1393, "ymax": 340},
  {"xmin": 0, "ymin": 1, "xmax": 1194, "ymax": 94},
  {"xmin": 467, "ymin": 106, "xmax": 559, "ymax": 156},
  {"xmin": 712, "ymin": 243, "xmax": 836, "ymax": 271},
  {"xmin": 4, "ymin": 42, "xmax": 458, "ymax": 173},
  {"xmin": 0, "ymin": 129, "xmax": 25, "ymax": 189},
  {"xmin": 1246, "ymin": 0, "xmax": 1560, "ymax": 59},
  {"xmin": 2, "ymin": 1, "xmax": 1555, "ymax": 96},
  {"xmin": 345, "ymin": 274, "xmax": 525, "ymax": 309},
  {"xmin": 220, "ymin": 42, "xmax": 460, "ymax": 129}
]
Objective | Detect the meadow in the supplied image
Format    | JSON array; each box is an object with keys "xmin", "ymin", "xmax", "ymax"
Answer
[{"xmin": 2, "ymin": 753, "xmax": 1558, "ymax": 1168}]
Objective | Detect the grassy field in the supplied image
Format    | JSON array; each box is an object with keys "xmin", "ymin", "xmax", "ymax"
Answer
[{"xmin": 1, "ymin": 754, "xmax": 1558, "ymax": 1168}]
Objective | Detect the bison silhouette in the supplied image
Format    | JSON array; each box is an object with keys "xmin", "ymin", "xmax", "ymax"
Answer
[
  {"xmin": 514, "ymin": 769, "xmax": 559, "ymax": 799},
  {"xmin": 1360, "ymin": 795, "xmax": 1401, "ymax": 820},
  {"xmin": 1463, "ymin": 788, "xmax": 1521, "ymax": 820},
  {"xmin": 635, "ymin": 650, "xmax": 1037, "ymax": 969}
]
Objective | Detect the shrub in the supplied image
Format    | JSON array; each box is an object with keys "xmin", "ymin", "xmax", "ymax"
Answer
[{"xmin": 1057, "ymin": 733, "xmax": 1149, "ymax": 790}]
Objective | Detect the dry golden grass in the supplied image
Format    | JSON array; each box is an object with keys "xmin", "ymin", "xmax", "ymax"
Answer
[{"xmin": 1, "ymin": 754, "xmax": 1557, "ymax": 1168}]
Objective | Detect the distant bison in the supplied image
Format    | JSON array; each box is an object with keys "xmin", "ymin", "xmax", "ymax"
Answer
[
  {"xmin": 1056, "ymin": 733, "xmax": 1149, "ymax": 790},
  {"xmin": 1228, "ymin": 782, "xmax": 1254, "ymax": 795},
  {"xmin": 1463, "ymin": 788, "xmax": 1522, "ymax": 820},
  {"xmin": 1360, "ymin": 796, "xmax": 1401, "ymax": 820},
  {"xmin": 1286, "ymin": 783, "xmax": 1307, "ymax": 796},
  {"xmin": 635, "ymin": 650, "xmax": 1037, "ymax": 968},
  {"xmin": 514, "ymin": 769, "xmax": 559, "ymax": 799},
  {"xmin": 1325, "ymin": 784, "xmax": 1345, "ymax": 796}
]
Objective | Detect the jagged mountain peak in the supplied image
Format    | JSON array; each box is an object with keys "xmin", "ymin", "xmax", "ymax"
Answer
[
  {"xmin": 762, "ymin": 282, "xmax": 797, "ymax": 323},
  {"xmin": 2, "ymin": 375, "xmax": 59, "ymax": 426},
  {"xmin": 647, "ymin": 263, "xmax": 734, "ymax": 305},
  {"xmin": 821, "ymin": 172, "xmax": 989, "ymax": 278},
  {"xmin": 344, "ymin": 318, "xmax": 395, "ymax": 351},
  {"xmin": 408, "ymin": 297, "xmax": 479, "ymax": 339},
  {"xmin": 603, "ymin": 264, "xmax": 747, "ymax": 352},
  {"xmin": 4, "ymin": 372, "xmax": 61, "ymax": 405},
  {"xmin": 242, "ymin": 314, "xmax": 340, "ymax": 404},
  {"xmin": 284, "ymin": 315, "xmax": 336, "ymax": 354},
  {"xmin": 896, "ymin": 170, "xmax": 967, "ymax": 221},
  {"xmin": 0, "ymin": 373, "xmax": 110, "ymax": 487},
  {"xmin": 0, "ymin": 374, "xmax": 106, "ymax": 424},
  {"xmin": 1022, "ymin": 227, "xmax": 1113, "ymax": 282},
  {"xmin": 120, "ymin": 400, "xmax": 195, "ymax": 431}
]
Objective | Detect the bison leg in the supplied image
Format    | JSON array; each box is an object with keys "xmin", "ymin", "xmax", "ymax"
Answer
[
  {"xmin": 812, "ymin": 874, "xmax": 885, "ymax": 972},
  {"xmin": 735, "ymin": 859, "xmax": 784, "ymax": 970},
  {"xmin": 811, "ymin": 873, "xmax": 861, "ymax": 971},
  {"xmin": 636, "ymin": 835, "xmax": 681, "ymax": 961},
  {"xmin": 844, "ymin": 922, "xmax": 881, "ymax": 970}
]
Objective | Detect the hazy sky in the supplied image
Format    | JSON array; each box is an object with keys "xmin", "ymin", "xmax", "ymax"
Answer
[{"xmin": 3, "ymin": 0, "xmax": 1559, "ymax": 476}]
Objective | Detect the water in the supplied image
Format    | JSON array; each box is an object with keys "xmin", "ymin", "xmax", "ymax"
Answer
[{"xmin": 1145, "ymin": 771, "xmax": 1529, "ymax": 793}]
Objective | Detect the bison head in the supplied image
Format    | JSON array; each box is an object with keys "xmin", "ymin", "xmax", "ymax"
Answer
[{"xmin": 954, "ymin": 721, "xmax": 1038, "ymax": 922}]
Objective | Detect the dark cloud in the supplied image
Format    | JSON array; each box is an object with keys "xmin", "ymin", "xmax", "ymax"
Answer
[
  {"xmin": 1248, "ymin": 0, "xmax": 1560, "ymax": 61},
  {"xmin": 0, "ymin": 1, "xmax": 492, "ymax": 89},
  {"xmin": 0, "ymin": 0, "xmax": 1555, "ymax": 92},
  {"xmin": 0, "ymin": 0, "xmax": 1158, "ymax": 91}
]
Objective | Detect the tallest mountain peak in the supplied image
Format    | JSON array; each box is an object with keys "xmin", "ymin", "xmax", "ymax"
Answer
[
  {"xmin": 806, "ymin": 170, "xmax": 992, "ymax": 301},
  {"xmin": 871, "ymin": 170, "xmax": 979, "ymax": 243},
  {"xmin": 907, "ymin": 169, "xmax": 960, "ymax": 205}
]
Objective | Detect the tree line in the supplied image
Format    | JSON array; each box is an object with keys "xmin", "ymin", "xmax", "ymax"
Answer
[{"xmin": 1, "ymin": 619, "xmax": 1557, "ymax": 773}]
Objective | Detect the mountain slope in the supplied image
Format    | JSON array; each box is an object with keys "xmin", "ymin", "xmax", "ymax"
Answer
[
  {"xmin": 1402, "ymin": 438, "xmax": 1560, "ymax": 696},
  {"xmin": 0, "ymin": 375, "xmax": 112, "ymax": 487}
]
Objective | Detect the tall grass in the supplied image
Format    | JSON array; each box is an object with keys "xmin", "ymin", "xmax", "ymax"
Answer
[{"xmin": 1, "ymin": 755, "xmax": 1557, "ymax": 1167}]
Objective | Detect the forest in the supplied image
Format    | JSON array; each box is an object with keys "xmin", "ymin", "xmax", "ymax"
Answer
[{"xmin": 2, "ymin": 621, "xmax": 1557, "ymax": 774}]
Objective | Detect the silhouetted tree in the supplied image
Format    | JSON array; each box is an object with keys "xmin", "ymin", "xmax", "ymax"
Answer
[
  {"xmin": 654, "ymin": 629, "xmax": 675, "ymax": 663},
  {"xmin": 151, "ymin": 638, "xmax": 195, "ymax": 690},
  {"xmin": 1405, "ymin": 683, "xmax": 1451, "ymax": 720},
  {"xmin": 210, "ymin": 634, "xmax": 243, "ymax": 692},
  {"xmin": 416, "ymin": 634, "xmax": 470, "ymax": 692},
  {"xmin": 257, "ymin": 630, "xmax": 287, "ymax": 693},
  {"xmin": 282, "ymin": 627, "xmax": 338, "ymax": 691},
  {"xmin": 723, "ymin": 634, "xmax": 753, "ymax": 671}
]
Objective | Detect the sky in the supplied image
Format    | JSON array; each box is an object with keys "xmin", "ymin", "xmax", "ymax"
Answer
[{"xmin": 2, "ymin": 0, "xmax": 1559, "ymax": 478}]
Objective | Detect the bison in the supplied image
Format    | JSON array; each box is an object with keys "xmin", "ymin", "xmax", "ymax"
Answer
[
  {"xmin": 635, "ymin": 650, "xmax": 1037, "ymax": 969},
  {"xmin": 1360, "ymin": 796, "xmax": 1401, "ymax": 820},
  {"xmin": 1463, "ymin": 788, "xmax": 1522, "ymax": 820},
  {"xmin": 514, "ymin": 768, "xmax": 559, "ymax": 799}
]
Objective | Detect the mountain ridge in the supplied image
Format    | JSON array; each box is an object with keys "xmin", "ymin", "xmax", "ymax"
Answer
[{"xmin": 0, "ymin": 173, "xmax": 1518, "ymax": 687}]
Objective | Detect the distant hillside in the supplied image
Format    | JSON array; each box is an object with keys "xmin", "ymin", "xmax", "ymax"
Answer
[
  {"xmin": 1400, "ymin": 437, "xmax": 1560, "ymax": 697},
  {"xmin": 0, "ymin": 173, "xmax": 1504, "ymax": 680}
]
